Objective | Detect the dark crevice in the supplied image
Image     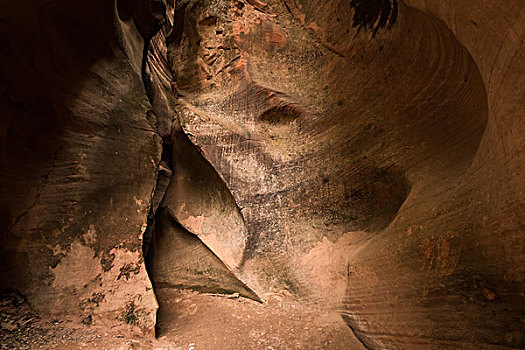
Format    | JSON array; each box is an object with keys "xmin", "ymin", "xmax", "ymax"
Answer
[
  {"xmin": 141, "ymin": 137, "xmax": 172, "ymax": 338},
  {"xmin": 142, "ymin": 141, "xmax": 173, "ymax": 259},
  {"xmin": 141, "ymin": 42, "xmax": 154, "ymax": 106},
  {"xmin": 130, "ymin": 2, "xmax": 171, "ymax": 336},
  {"xmin": 139, "ymin": 35, "xmax": 172, "ymax": 336},
  {"xmin": 341, "ymin": 314, "xmax": 371, "ymax": 350}
]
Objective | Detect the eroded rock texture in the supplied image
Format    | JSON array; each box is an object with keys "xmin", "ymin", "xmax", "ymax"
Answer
[
  {"xmin": 1, "ymin": 0, "xmax": 524, "ymax": 349},
  {"xmin": 1, "ymin": 0, "xmax": 167, "ymax": 334}
]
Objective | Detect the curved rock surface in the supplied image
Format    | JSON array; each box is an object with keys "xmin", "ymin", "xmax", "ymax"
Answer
[{"xmin": 1, "ymin": 0, "xmax": 523, "ymax": 348}]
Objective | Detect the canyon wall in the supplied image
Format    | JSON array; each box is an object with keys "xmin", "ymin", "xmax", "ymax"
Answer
[{"xmin": 1, "ymin": 0, "xmax": 523, "ymax": 348}]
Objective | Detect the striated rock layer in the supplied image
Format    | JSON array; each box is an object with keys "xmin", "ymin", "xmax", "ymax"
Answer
[
  {"xmin": 0, "ymin": 0, "xmax": 167, "ymax": 334},
  {"xmin": 1, "ymin": 0, "xmax": 524, "ymax": 348},
  {"xmin": 167, "ymin": 0, "xmax": 524, "ymax": 348}
]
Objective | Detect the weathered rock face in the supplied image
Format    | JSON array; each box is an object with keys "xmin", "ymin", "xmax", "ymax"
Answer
[
  {"xmin": 0, "ymin": 0, "xmax": 167, "ymax": 333},
  {"xmin": 164, "ymin": 0, "xmax": 524, "ymax": 348},
  {"xmin": 1, "ymin": 0, "xmax": 524, "ymax": 348}
]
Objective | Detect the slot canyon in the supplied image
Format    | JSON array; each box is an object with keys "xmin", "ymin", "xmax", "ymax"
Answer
[{"xmin": 1, "ymin": 0, "xmax": 524, "ymax": 349}]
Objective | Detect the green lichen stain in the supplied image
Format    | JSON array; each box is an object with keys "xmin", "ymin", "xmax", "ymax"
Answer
[{"xmin": 123, "ymin": 302, "xmax": 138, "ymax": 325}]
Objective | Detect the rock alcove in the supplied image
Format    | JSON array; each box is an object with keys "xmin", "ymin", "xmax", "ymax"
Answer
[{"xmin": 1, "ymin": 0, "xmax": 524, "ymax": 349}]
